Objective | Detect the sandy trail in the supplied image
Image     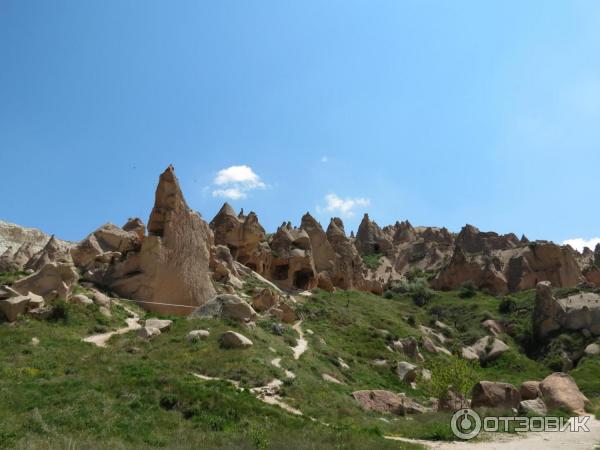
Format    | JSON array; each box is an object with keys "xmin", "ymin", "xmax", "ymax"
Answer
[
  {"xmin": 271, "ymin": 357, "xmax": 295, "ymax": 379},
  {"xmin": 82, "ymin": 304, "xmax": 141, "ymax": 347},
  {"xmin": 385, "ymin": 416, "xmax": 600, "ymax": 450},
  {"xmin": 292, "ymin": 320, "xmax": 308, "ymax": 360}
]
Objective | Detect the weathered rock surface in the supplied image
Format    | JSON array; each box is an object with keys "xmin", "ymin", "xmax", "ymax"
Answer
[
  {"xmin": 395, "ymin": 361, "xmax": 418, "ymax": 383},
  {"xmin": 352, "ymin": 390, "xmax": 428, "ymax": 415},
  {"xmin": 0, "ymin": 295, "xmax": 31, "ymax": 321},
  {"xmin": 220, "ymin": 330, "xmax": 253, "ymax": 349},
  {"xmin": 520, "ymin": 381, "xmax": 541, "ymax": 400},
  {"xmin": 25, "ymin": 236, "xmax": 73, "ymax": 272},
  {"xmin": 539, "ymin": 372, "xmax": 589, "ymax": 414},
  {"xmin": 13, "ymin": 262, "xmax": 79, "ymax": 300},
  {"xmin": 471, "ymin": 381, "xmax": 521, "ymax": 409},
  {"xmin": 437, "ymin": 388, "xmax": 470, "ymax": 412},
  {"xmin": 101, "ymin": 165, "xmax": 216, "ymax": 315},
  {"xmin": 533, "ymin": 281, "xmax": 600, "ymax": 339},
  {"xmin": 187, "ymin": 329, "xmax": 210, "ymax": 341},
  {"xmin": 468, "ymin": 336, "xmax": 509, "ymax": 361},
  {"xmin": 519, "ymin": 398, "xmax": 547, "ymax": 416},
  {"xmin": 355, "ymin": 214, "xmax": 392, "ymax": 256},
  {"xmin": 192, "ymin": 294, "xmax": 257, "ymax": 322}
]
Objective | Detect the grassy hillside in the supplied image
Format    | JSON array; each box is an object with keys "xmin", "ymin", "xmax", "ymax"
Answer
[{"xmin": 1, "ymin": 278, "xmax": 599, "ymax": 449}]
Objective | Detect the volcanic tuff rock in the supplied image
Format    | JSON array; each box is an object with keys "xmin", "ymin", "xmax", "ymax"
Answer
[
  {"xmin": 25, "ymin": 235, "xmax": 73, "ymax": 272},
  {"xmin": 355, "ymin": 213, "xmax": 392, "ymax": 256},
  {"xmin": 533, "ymin": 281, "xmax": 600, "ymax": 339},
  {"xmin": 0, "ymin": 220, "xmax": 71, "ymax": 256},
  {"xmin": 78, "ymin": 165, "xmax": 216, "ymax": 315}
]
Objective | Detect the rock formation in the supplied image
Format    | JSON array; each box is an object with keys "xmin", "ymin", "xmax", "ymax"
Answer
[
  {"xmin": 74, "ymin": 165, "xmax": 216, "ymax": 315},
  {"xmin": 268, "ymin": 222, "xmax": 316, "ymax": 290},
  {"xmin": 533, "ymin": 281, "xmax": 600, "ymax": 339},
  {"xmin": 355, "ymin": 213, "xmax": 392, "ymax": 255}
]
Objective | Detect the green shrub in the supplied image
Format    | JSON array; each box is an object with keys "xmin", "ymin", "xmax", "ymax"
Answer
[
  {"xmin": 499, "ymin": 296, "xmax": 517, "ymax": 314},
  {"xmin": 362, "ymin": 253, "xmax": 383, "ymax": 270},
  {"xmin": 458, "ymin": 280, "xmax": 477, "ymax": 298},
  {"xmin": 426, "ymin": 358, "xmax": 478, "ymax": 398}
]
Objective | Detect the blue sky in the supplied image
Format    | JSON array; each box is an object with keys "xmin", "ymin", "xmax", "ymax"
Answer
[{"xmin": 1, "ymin": 1, "xmax": 600, "ymax": 250}]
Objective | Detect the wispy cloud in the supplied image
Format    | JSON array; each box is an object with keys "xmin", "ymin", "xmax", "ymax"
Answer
[
  {"xmin": 563, "ymin": 237, "xmax": 600, "ymax": 252},
  {"xmin": 317, "ymin": 193, "xmax": 369, "ymax": 218},
  {"xmin": 320, "ymin": 156, "xmax": 329, "ymax": 163},
  {"xmin": 210, "ymin": 165, "xmax": 266, "ymax": 200}
]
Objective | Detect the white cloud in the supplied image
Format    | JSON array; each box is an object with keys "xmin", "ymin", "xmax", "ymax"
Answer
[
  {"xmin": 210, "ymin": 165, "xmax": 266, "ymax": 200},
  {"xmin": 321, "ymin": 156, "xmax": 328, "ymax": 163},
  {"xmin": 212, "ymin": 187, "xmax": 246, "ymax": 200},
  {"xmin": 562, "ymin": 237, "xmax": 600, "ymax": 252},
  {"xmin": 317, "ymin": 193, "xmax": 370, "ymax": 218}
]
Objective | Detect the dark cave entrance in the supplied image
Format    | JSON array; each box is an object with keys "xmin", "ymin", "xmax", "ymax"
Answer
[
  {"xmin": 293, "ymin": 270, "xmax": 312, "ymax": 290},
  {"xmin": 273, "ymin": 264, "xmax": 289, "ymax": 280}
]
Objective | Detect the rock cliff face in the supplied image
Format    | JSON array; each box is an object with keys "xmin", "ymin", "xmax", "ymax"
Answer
[{"xmin": 533, "ymin": 281, "xmax": 600, "ymax": 339}]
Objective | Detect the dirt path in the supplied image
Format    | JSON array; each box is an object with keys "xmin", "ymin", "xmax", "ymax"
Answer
[
  {"xmin": 385, "ymin": 416, "xmax": 600, "ymax": 450},
  {"xmin": 82, "ymin": 304, "xmax": 141, "ymax": 347},
  {"xmin": 292, "ymin": 320, "xmax": 308, "ymax": 360},
  {"xmin": 271, "ymin": 357, "xmax": 295, "ymax": 379}
]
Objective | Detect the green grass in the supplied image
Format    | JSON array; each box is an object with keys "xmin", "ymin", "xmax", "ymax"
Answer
[{"xmin": 1, "ymin": 277, "xmax": 597, "ymax": 448}]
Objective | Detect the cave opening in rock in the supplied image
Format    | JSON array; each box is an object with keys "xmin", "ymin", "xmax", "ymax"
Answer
[
  {"xmin": 293, "ymin": 270, "xmax": 312, "ymax": 290},
  {"xmin": 273, "ymin": 264, "xmax": 289, "ymax": 280}
]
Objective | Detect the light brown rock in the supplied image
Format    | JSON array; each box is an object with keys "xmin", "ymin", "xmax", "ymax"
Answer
[
  {"xmin": 539, "ymin": 372, "xmax": 589, "ymax": 414},
  {"xmin": 471, "ymin": 381, "xmax": 521, "ymax": 410},
  {"xmin": 220, "ymin": 330, "xmax": 253, "ymax": 349}
]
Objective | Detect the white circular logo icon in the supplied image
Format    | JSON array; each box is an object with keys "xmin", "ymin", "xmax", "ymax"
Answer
[{"xmin": 451, "ymin": 408, "xmax": 482, "ymax": 440}]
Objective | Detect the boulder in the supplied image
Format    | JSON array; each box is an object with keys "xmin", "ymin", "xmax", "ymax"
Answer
[
  {"xmin": 539, "ymin": 372, "xmax": 589, "ymax": 414},
  {"xmin": 520, "ymin": 381, "xmax": 541, "ymax": 400},
  {"xmin": 12, "ymin": 263, "xmax": 79, "ymax": 300},
  {"xmin": 138, "ymin": 327, "xmax": 161, "ymax": 339},
  {"xmin": 437, "ymin": 388, "xmax": 470, "ymax": 412},
  {"xmin": 145, "ymin": 318, "xmax": 172, "ymax": 332},
  {"xmin": 481, "ymin": 319, "xmax": 503, "ymax": 336},
  {"xmin": 533, "ymin": 281, "xmax": 600, "ymax": 338},
  {"xmin": 471, "ymin": 381, "xmax": 521, "ymax": 409},
  {"xmin": 519, "ymin": 398, "xmax": 547, "ymax": 416},
  {"xmin": 220, "ymin": 331, "xmax": 253, "ymax": 349},
  {"xmin": 469, "ymin": 336, "xmax": 509, "ymax": 361},
  {"xmin": 396, "ymin": 361, "xmax": 418, "ymax": 383},
  {"xmin": 187, "ymin": 330, "xmax": 210, "ymax": 341},
  {"xmin": 192, "ymin": 294, "xmax": 257, "ymax": 322},
  {"xmin": 90, "ymin": 290, "xmax": 111, "ymax": 308},
  {"xmin": 71, "ymin": 223, "xmax": 141, "ymax": 269},
  {"xmin": 584, "ymin": 343, "xmax": 600, "ymax": 356},
  {"xmin": 25, "ymin": 235, "xmax": 72, "ymax": 272},
  {"xmin": 122, "ymin": 217, "xmax": 146, "ymax": 240},
  {"xmin": 352, "ymin": 390, "xmax": 428, "ymax": 415},
  {"xmin": 70, "ymin": 294, "xmax": 93, "ymax": 305},
  {"xmin": 251, "ymin": 288, "xmax": 278, "ymax": 312},
  {"xmin": 0, "ymin": 295, "xmax": 31, "ymax": 321},
  {"xmin": 461, "ymin": 346, "xmax": 480, "ymax": 361},
  {"xmin": 270, "ymin": 302, "xmax": 296, "ymax": 324}
]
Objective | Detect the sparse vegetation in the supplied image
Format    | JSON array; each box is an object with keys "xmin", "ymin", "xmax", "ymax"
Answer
[{"xmin": 361, "ymin": 253, "xmax": 383, "ymax": 270}]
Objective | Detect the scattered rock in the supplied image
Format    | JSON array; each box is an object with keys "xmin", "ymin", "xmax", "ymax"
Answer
[
  {"xmin": 352, "ymin": 390, "xmax": 428, "ymax": 415},
  {"xmin": 193, "ymin": 294, "xmax": 257, "ymax": 322},
  {"xmin": 322, "ymin": 373, "xmax": 343, "ymax": 384},
  {"xmin": 519, "ymin": 398, "xmax": 547, "ymax": 416},
  {"xmin": 471, "ymin": 381, "xmax": 521, "ymax": 409},
  {"xmin": 437, "ymin": 388, "xmax": 470, "ymax": 412},
  {"xmin": 481, "ymin": 319, "xmax": 503, "ymax": 336},
  {"xmin": 539, "ymin": 372, "xmax": 589, "ymax": 414},
  {"xmin": 252, "ymin": 288, "xmax": 279, "ymax": 312},
  {"xmin": 520, "ymin": 381, "xmax": 541, "ymax": 400},
  {"xmin": 461, "ymin": 346, "xmax": 480, "ymax": 361},
  {"xmin": 138, "ymin": 327, "xmax": 161, "ymax": 339},
  {"xmin": 270, "ymin": 303, "xmax": 296, "ymax": 323},
  {"xmin": 70, "ymin": 294, "xmax": 94, "ymax": 305},
  {"xmin": 468, "ymin": 336, "xmax": 509, "ymax": 361},
  {"xmin": 396, "ymin": 361, "xmax": 418, "ymax": 383},
  {"xmin": 584, "ymin": 342, "xmax": 600, "ymax": 356},
  {"xmin": 31, "ymin": 337, "xmax": 40, "ymax": 346},
  {"xmin": 220, "ymin": 331, "xmax": 253, "ymax": 349},
  {"xmin": 0, "ymin": 295, "xmax": 32, "ymax": 321},
  {"xmin": 90, "ymin": 290, "xmax": 111, "ymax": 307},
  {"xmin": 187, "ymin": 330, "xmax": 210, "ymax": 341},
  {"xmin": 145, "ymin": 318, "xmax": 172, "ymax": 332},
  {"xmin": 13, "ymin": 262, "xmax": 79, "ymax": 300}
]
